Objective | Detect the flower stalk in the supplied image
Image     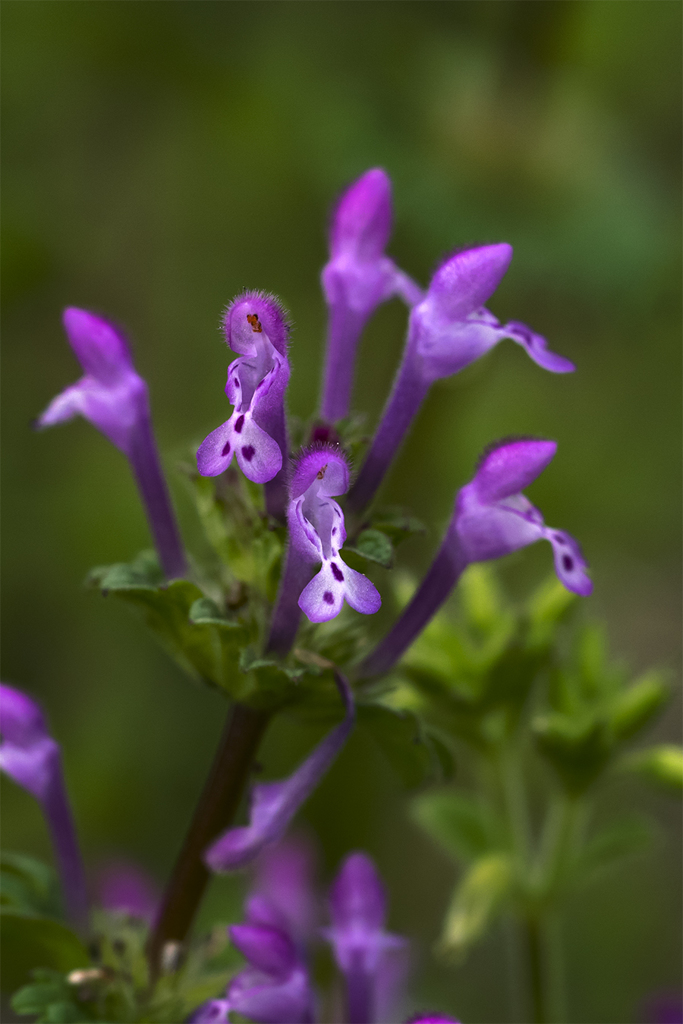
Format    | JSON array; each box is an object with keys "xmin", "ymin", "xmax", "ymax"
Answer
[{"xmin": 147, "ymin": 701, "xmax": 270, "ymax": 974}]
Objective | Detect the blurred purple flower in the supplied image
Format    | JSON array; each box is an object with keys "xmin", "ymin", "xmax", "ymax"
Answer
[
  {"xmin": 323, "ymin": 852, "xmax": 407, "ymax": 1024},
  {"xmin": 36, "ymin": 307, "xmax": 186, "ymax": 579},
  {"xmin": 197, "ymin": 292, "xmax": 291, "ymax": 518},
  {"xmin": 252, "ymin": 835, "xmax": 320, "ymax": 947},
  {"xmin": 320, "ymin": 169, "xmax": 422, "ymax": 422},
  {"xmin": 347, "ymin": 245, "xmax": 574, "ymax": 516},
  {"xmin": 190, "ymin": 894, "xmax": 315, "ymax": 1024},
  {"xmin": 97, "ymin": 860, "xmax": 159, "ymax": 923},
  {"xmin": 0, "ymin": 683, "xmax": 87, "ymax": 927},
  {"xmin": 642, "ymin": 994, "xmax": 683, "ymax": 1024},
  {"xmin": 360, "ymin": 438, "xmax": 591, "ymax": 678},
  {"xmin": 205, "ymin": 673, "xmax": 355, "ymax": 872},
  {"xmin": 406, "ymin": 1017, "xmax": 461, "ymax": 1024}
]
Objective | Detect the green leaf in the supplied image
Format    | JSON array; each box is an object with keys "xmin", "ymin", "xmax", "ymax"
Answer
[
  {"xmin": 610, "ymin": 671, "xmax": 669, "ymax": 741},
  {"xmin": 358, "ymin": 703, "xmax": 454, "ymax": 788},
  {"xmin": 619, "ymin": 745, "xmax": 683, "ymax": 794},
  {"xmin": 532, "ymin": 712, "xmax": 612, "ymax": 794},
  {"xmin": 525, "ymin": 574, "xmax": 577, "ymax": 649},
  {"xmin": 411, "ymin": 791, "xmax": 503, "ymax": 863},
  {"xmin": 1, "ymin": 911, "xmax": 89, "ymax": 994},
  {"xmin": 437, "ymin": 853, "xmax": 513, "ymax": 960},
  {"xmin": 1, "ymin": 853, "xmax": 62, "ymax": 918},
  {"xmin": 347, "ymin": 529, "xmax": 394, "ymax": 568},
  {"xmin": 576, "ymin": 814, "xmax": 654, "ymax": 883},
  {"xmin": 459, "ymin": 564, "xmax": 507, "ymax": 634},
  {"xmin": 369, "ymin": 508, "xmax": 426, "ymax": 546},
  {"xmin": 89, "ymin": 557, "xmax": 253, "ymax": 699}
]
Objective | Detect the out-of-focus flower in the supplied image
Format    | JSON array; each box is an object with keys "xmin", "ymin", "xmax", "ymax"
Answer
[
  {"xmin": 320, "ymin": 169, "xmax": 422, "ymax": 422},
  {"xmin": 347, "ymin": 245, "xmax": 574, "ymax": 516},
  {"xmin": 36, "ymin": 307, "xmax": 186, "ymax": 579},
  {"xmin": 360, "ymin": 438, "xmax": 591, "ymax": 678},
  {"xmin": 205, "ymin": 673, "xmax": 355, "ymax": 872},
  {"xmin": 252, "ymin": 836, "xmax": 320, "ymax": 947},
  {"xmin": 190, "ymin": 897, "xmax": 315, "ymax": 1024},
  {"xmin": 97, "ymin": 860, "xmax": 159, "ymax": 923},
  {"xmin": 288, "ymin": 445, "xmax": 381, "ymax": 624},
  {"xmin": 0, "ymin": 683, "xmax": 87, "ymax": 927},
  {"xmin": 323, "ymin": 852, "xmax": 407, "ymax": 1024},
  {"xmin": 197, "ymin": 292, "xmax": 291, "ymax": 519}
]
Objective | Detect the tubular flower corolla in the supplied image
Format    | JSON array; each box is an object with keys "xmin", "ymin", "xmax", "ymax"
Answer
[
  {"xmin": 35, "ymin": 308, "xmax": 186, "ymax": 579},
  {"xmin": 348, "ymin": 245, "xmax": 574, "ymax": 516},
  {"xmin": 323, "ymin": 852, "xmax": 407, "ymax": 1024},
  {"xmin": 288, "ymin": 445, "xmax": 381, "ymax": 624},
  {"xmin": 197, "ymin": 291, "xmax": 290, "ymax": 487},
  {"xmin": 320, "ymin": 169, "xmax": 422, "ymax": 423},
  {"xmin": 359, "ymin": 439, "xmax": 592, "ymax": 679},
  {"xmin": 205, "ymin": 673, "xmax": 355, "ymax": 873},
  {"xmin": 0, "ymin": 684, "xmax": 88, "ymax": 927},
  {"xmin": 190, "ymin": 897, "xmax": 315, "ymax": 1024}
]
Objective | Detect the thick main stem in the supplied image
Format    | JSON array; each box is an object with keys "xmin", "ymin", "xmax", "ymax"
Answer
[
  {"xmin": 147, "ymin": 702, "xmax": 269, "ymax": 973},
  {"xmin": 357, "ymin": 523, "xmax": 467, "ymax": 678},
  {"xmin": 346, "ymin": 350, "xmax": 430, "ymax": 517},
  {"xmin": 129, "ymin": 418, "xmax": 187, "ymax": 580}
]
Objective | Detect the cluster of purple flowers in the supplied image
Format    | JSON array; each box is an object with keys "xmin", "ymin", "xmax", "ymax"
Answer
[{"xmin": 1, "ymin": 168, "xmax": 595, "ymax": 1022}]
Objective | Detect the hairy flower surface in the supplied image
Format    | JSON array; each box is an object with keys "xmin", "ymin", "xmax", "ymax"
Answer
[
  {"xmin": 320, "ymin": 169, "xmax": 422, "ymax": 422},
  {"xmin": 348, "ymin": 245, "xmax": 573, "ymax": 515},
  {"xmin": 288, "ymin": 446, "xmax": 381, "ymax": 623},
  {"xmin": 0, "ymin": 684, "xmax": 87, "ymax": 926},
  {"xmin": 197, "ymin": 291, "xmax": 290, "ymax": 485},
  {"xmin": 323, "ymin": 853, "xmax": 407, "ymax": 1024},
  {"xmin": 205, "ymin": 673, "xmax": 355, "ymax": 872},
  {"xmin": 36, "ymin": 307, "xmax": 186, "ymax": 578}
]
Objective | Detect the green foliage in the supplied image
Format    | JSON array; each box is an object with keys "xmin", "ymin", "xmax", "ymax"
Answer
[
  {"xmin": 12, "ymin": 969, "xmax": 94, "ymax": 1023},
  {"xmin": 1, "ymin": 853, "xmax": 63, "ymax": 919},
  {"xmin": 575, "ymin": 814, "xmax": 655, "ymax": 885},
  {"xmin": 357, "ymin": 703, "xmax": 455, "ymax": 789},
  {"xmin": 619, "ymin": 745, "xmax": 683, "ymax": 794},
  {"xmin": 1, "ymin": 911, "xmax": 89, "ymax": 995},
  {"xmin": 411, "ymin": 791, "xmax": 503, "ymax": 863},
  {"xmin": 346, "ymin": 528, "xmax": 395, "ymax": 568},
  {"xmin": 437, "ymin": 853, "xmax": 513, "ymax": 961}
]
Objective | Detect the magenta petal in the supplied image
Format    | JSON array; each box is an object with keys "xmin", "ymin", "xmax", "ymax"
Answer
[
  {"xmin": 298, "ymin": 565, "xmax": 345, "ymax": 623},
  {"xmin": 226, "ymin": 965, "xmax": 314, "ymax": 1024},
  {"xmin": 428, "ymin": 244, "xmax": 513, "ymax": 321},
  {"xmin": 290, "ymin": 445, "xmax": 350, "ymax": 499},
  {"xmin": 474, "ymin": 439, "xmax": 557, "ymax": 502},
  {"xmin": 205, "ymin": 674, "xmax": 355, "ymax": 872},
  {"xmin": 504, "ymin": 320, "xmax": 575, "ymax": 373},
  {"xmin": 229, "ymin": 924, "xmax": 297, "ymax": 976},
  {"xmin": 234, "ymin": 416, "xmax": 283, "ymax": 484},
  {"xmin": 330, "ymin": 168, "xmax": 393, "ymax": 262},
  {"xmin": 329, "ymin": 853, "xmax": 386, "ymax": 933},
  {"xmin": 97, "ymin": 861, "xmax": 158, "ymax": 923},
  {"xmin": 196, "ymin": 420, "xmax": 235, "ymax": 476},
  {"xmin": 343, "ymin": 564, "xmax": 382, "ymax": 616},
  {"xmin": 547, "ymin": 530, "xmax": 593, "ymax": 596}
]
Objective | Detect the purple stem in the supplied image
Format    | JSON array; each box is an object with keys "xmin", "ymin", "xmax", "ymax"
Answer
[
  {"xmin": 266, "ymin": 545, "xmax": 315, "ymax": 657},
  {"xmin": 262, "ymin": 403, "xmax": 289, "ymax": 524},
  {"xmin": 43, "ymin": 771, "xmax": 88, "ymax": 930},
  {"xmin": 346, "ymin": 350, "xmax": 430, "ymax": 517},
  {"xmin": 321, "ymin": 304, "xmax": 367, "ymax": 423},
  {"xmin": 346, "ymin": 962, "xmax": 375, "ymax": 1024},
  {"xmin": 128, "ymin": 416, "xmax": 187, "ymax": 580},
  {"xmin": 357, "ymin": 522, "xmax": 468, "ymax": 678}
]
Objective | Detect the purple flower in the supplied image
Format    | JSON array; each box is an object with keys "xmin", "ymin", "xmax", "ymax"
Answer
[
  {"xmin": 406, "ymin": 1017, "xmax": 461, "ymax": 1024},
  {"xmin": 191, "ymin": 895, "xmax": 315, "ymax": 1024},
  {"xmin": 252, "ymin": 836, "xmax": 320, "ymax": 947},
  {"xmin": 359, "ymin": 438, "xmax": 591, "ymax": 678},
  {"xmin": 323, "ymin": 852, "xmax": 407, "ymax": 1024},
  {"xmin": 205, "ymin": 672, "xmax": 355, "ymax": 872},
  {"xmin": 347, "ymin": 245, "xmax": 574, "ymax": 516},
  {"xmin": 320, "ymin": 169, "xmax": 422, "ymax": 423},
  {"xmin": 97, "ymin": 860, "xmax": 158, "ymax": 923},
  {"xmin": 0, "ymin": 684, "xmax": 88, "ymax": 928},
  {"xmin": 36, "ymin": 307, "xmax": 186, "ymax": 579},
  {"xmin": 197, "ymin": 292, "xmax": 291, "ymax": 503},
  {"xmin": 288, "ymin": 445, "xmax": 381, "ymax": 624}
]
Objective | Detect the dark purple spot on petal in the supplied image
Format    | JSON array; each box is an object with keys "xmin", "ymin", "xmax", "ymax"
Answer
[
  {"xmin": 323, "ymin": 591, "xmax": 335, "ymax": 604},
  {"xmin": 554, "ymin": 533, "xmax": 567, "ymax": 545},
  {"xmin": 235, "ymin": 414, "xmax": 245, "ymax": 434},
  {"xmin": 332, "ymin": 527, "xmax": 337, "ymax": 535},
  {"xmin": 242, "ymin": 445, "xmax": 255, "ymax": 462},
  {"xmin": 221, "ymin": 441, "xmax": 231, "ymax": 456},
  {"xmin": 562, "ymin": 555, "xmax": 574, "ymax": 572},
  {"xmin": 331, "ymin": 562, "xmax": 344, "ymax": 582}
]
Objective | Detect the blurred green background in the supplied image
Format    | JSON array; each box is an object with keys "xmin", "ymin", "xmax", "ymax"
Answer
[{"xmin": 1, "ymin": 2, "xmax": 681, "ymax": 1021}]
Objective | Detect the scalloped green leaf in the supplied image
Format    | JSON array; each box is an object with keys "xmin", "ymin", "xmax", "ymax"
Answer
[
  {"xmin": 347, "ymin": 529, "xmax": 394, "ymax": 568},
  {"xmin": 1, "ymin": 912, "xmax": 89, "ymax": 994}
]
